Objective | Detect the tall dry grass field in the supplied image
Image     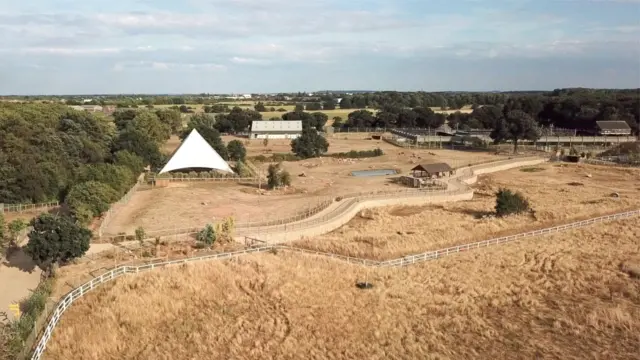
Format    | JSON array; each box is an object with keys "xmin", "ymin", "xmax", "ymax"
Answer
[
  {"xmin": 295, "ymin": 163, "xmax": 640, "ymax": 259},
  {"xmin": 44, "ymin": 218, "xmax": 640, "ymax": 360}
]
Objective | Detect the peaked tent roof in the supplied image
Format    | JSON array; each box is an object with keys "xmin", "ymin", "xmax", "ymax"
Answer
[{"xmin": 159, "ymin": 129, "xmax": 234, "ymax": 174}]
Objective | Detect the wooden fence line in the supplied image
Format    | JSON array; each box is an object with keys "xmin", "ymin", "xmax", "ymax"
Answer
[
  {"xmin": 0, "ymin": 201, "xmax": 59, "ymax": 214},
  {"xmin": 27, "ymin": 208, "xmax": 640, "ymax": 360}
]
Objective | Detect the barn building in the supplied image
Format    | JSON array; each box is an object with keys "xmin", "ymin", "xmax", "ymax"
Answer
[
  {"xmin": 250, "ymin": 120, "xmax": 303, "ymax": 139},
  {"xmin": 596, "ymin": 121, "xmax": 632, "ymax": 136}
]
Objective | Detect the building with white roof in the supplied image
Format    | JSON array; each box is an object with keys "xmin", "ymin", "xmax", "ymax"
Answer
[{"xmin": 250, "ymin": 120, "xmax": 303, "ymax": 139}]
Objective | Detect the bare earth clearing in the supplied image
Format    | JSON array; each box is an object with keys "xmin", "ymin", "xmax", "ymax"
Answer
[
  {"xmin": 44, "ymin": 218, "xmax": 640, "ymax": 360},
  {"xmin": 105, "ymin": 138, "xmax": 507, "ymax": 235},
  {"xmin": 295, "ymin": 163, "xmax": 640, "ymax": 260}
]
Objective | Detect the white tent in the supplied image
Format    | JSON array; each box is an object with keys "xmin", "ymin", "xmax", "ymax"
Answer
[{"xmin": 158, "ymin": 129, "xmax": 234, "ymax": 174}]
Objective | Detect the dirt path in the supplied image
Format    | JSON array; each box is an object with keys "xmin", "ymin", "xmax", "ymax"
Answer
[{"xmin": 0, "ymin": 249, "xmax": 42, "ymax": 321}]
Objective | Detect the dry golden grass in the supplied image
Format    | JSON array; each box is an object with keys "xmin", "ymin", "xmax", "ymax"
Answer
[
  {"xmin": 295, "ymin": 163, "xmax": 640, "ymax": 260},
  {"xmin": 45, "ymin": 218, "xmax": 640, "ymax": 360}
]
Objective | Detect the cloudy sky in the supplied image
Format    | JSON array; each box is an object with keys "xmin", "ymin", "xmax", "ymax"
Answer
[{"xmin": 0, "ymin": 0, "xmax": 639, "ymax": 95}]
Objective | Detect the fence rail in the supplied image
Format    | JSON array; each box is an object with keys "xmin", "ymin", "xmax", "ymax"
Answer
[
  {"xmin": 97, "ymin": 174, "xmax": 145, "ymax": 237},
  {"xmin": 1, "ymin": 201, "xmax": 59, "ymax": 214},
  {"xmin": 152, "ymin": 176, "xmax": 259, "ymax": 182},
  {"xmin": 29, "ymin": 208, "xmax": 640, "ymax": 360},
  {"xmin": 98, "ymin": 157, "xmax": 543, "ymax": 241}
]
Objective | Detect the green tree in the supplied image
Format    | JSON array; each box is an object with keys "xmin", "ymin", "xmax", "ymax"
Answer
[
  {"xmin": 75, "ymin": 163, "xmax": 135, "ymax": 195},
  {"xmin": 332, "ymin": 116, "xmax": 343, "ymax": 128},
  {"xmin": 132, "ymin": 110, "xmax": 171, "ymax": 144},
  {"xmin": 227, "ymin": 140, "xmax": 247, "ymax": 161},
  {"xmin": 155, "ymin": 108, "xmax": 183, "ymax": 135},
  {"xmin": 113, "ymin": 150, "xmax": 145, "ymax": 174},
  {"xmin": 254, "ymin": 102, "xmax": 267, "ymax": 112},
  {"xmin": 339, "ymin": 97, "xmax": 353, "ymax": 109},
  {"xmin": 495, "ymin": 188, "xmax": 531, "ymax": 217},
  {"xmin": 197, "ymin": 224, "xmax": 217, "ymax": 247},
  {"xmin": 291, "ymin": 128, "xmax": 329, "ymax": 158},
  {"xmin": 294, "ymin": 104, "xmax": 305, "ymax": 112},
  {"xmin": 306, "ymin": 102, "xmax": 322, "ymax": 111},
  {"xmin": 490, "ymin": 110, "xmax": 540, "ymax": 153},
  {"xmin": 323, "ymin": 100, "xmax": 336, "ymax": 110},
  {"xmin": 114, "ymin": 124, "xmax": 165, "ymax": 168},
  {"xmin": 65, "ymin": 181, "xmax": 119, "ymax": 223},
  {"xmin": 24, "ymin": 213, "xmax": 91, "ymax": 269},
  {"xmin": 310, "ymin": 112, "xmax": 329, "ymax": 131}
]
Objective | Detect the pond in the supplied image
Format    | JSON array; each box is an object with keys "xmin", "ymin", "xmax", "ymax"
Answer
[{"xmin": 351, "ymin": 169, "xmax": 398, "ymax": 177}]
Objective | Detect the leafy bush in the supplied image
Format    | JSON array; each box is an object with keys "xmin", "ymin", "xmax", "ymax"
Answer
[
  {"xmin": 227, "ymin": 140, "xmax": 247, "ymax": 161},
  {"xmin": 495, "ymin": 188, "xmax": 531, "ymax": 217},
  {"xmin": 266, "ymin": 163, "xmax": 291, "ymax": 189},
  {"xmin": 65, "ymin": 181, "xmax": 119, "ymax": 223},
  {"xmin": 328, "ymin": 148, "xmax": 384, "ymax": 159},
  {"xmin": 197, "ymin": 224, "xmax": 217, "ymax": 246},
  {"xmin": 135, "ymin": 227, "xmax": 146, "ymax": 243},
  {"xmin": 271, "ymin": 153, "xmax": 300, "ymax": 162},
  {"xmin": 234, "ymin": 161, "xmax": 253, "ymax": 177}
]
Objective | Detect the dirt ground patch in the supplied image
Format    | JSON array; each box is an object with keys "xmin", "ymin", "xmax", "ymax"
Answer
[
  {"xmin": 105, "ymin": 138, "xmax": 508, "ymax": 235},
  {"xmin": 0, "ymin": 248, "xmax": 42, "ymax": 322},
  {"xmin": 43, "ymin": 218, "xmax": 640, "ymax": 360},
  {"xmin": 295, "ymin": 163, "xmax": 640, "ymax": 260}
]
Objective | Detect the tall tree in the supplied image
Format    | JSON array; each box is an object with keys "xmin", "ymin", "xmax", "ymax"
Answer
[
  {"xmin": 291, "ymin": 128, "xmax": 329, "ymax": 158},
  {"xmin": 24, "ymin": 214, "xmax": 92, "ymax": 269},
  {"xmin": 490, "ymin": 110, "xmax": 541, "ymax": 153}
]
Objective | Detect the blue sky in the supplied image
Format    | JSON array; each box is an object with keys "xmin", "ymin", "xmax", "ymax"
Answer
[{"xmin": 0, "ymin": 0, "xmax": 638, "ymax": 94}]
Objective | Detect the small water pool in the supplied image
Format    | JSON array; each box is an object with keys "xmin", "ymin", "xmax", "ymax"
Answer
[{"xmin": 351, "ymin": 169, "xmax": 397, "ymax": 177}]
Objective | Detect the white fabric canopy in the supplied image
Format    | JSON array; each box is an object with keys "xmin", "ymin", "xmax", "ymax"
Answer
[{"xmin": 159, "ymin": 129, "xmax": 234, "ymax": 174}]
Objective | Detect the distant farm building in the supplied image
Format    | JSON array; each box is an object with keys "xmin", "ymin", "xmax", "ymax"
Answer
[
  {"xmin": 411, "ymin": 163, "xmax": 454, "ymax": 179},
  {"xmin": 596, "ymin": 121, "xmax": 632, "ymax": 136},
  {"xmin": 251, "ymin": 121, "xmax": 302, "ymax": 139}
]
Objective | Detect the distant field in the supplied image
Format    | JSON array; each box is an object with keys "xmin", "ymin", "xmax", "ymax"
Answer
[{"xmin": 149, "ymin": 102, "xmax": 471, "ymax": 121}]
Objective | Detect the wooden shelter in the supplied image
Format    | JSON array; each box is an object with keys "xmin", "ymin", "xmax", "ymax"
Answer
[{"xmin": 411, "ymin": 163, "xmax": 454, "ymax": 178}]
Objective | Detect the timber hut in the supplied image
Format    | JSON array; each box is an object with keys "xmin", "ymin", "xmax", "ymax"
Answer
[{"xmin": 411, "ymin": 163, "xmax": 454, "ymax": 179}]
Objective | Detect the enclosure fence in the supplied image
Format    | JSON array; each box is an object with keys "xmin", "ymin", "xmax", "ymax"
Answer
[
  {"xmin": 97, "ymin": 174, "xmax": 145, "ymax": 237},
  {"xmin": 98, "ymin": 157, "xmax": 543, "ymax": 242},
  {"xmin": 28, "ymin": 208, "xmax": 640, "ymax": 360},
  {"xmin": 0, "ymin": 201, "xmax": 59, "ymax": 214}
]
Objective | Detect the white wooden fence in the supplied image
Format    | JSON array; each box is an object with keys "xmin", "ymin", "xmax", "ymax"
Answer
[
  {"xmin": 28, "ymin": 208, "xmax": 639, "ymax": 360},
  {"xmin": 1, "ymin": 201, "xmax": 59, "ymax": 214}
]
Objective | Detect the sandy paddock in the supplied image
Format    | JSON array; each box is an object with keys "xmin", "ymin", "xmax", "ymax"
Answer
[
  {"xmin": 105, "ymin": 138, "xmax": 508, "ymax": 235},
  {"xmin": 44, "ymin": 218, "xmax": 640, "ymax": 360},
  {"xmin": 295, "ymin": 163, "xmax": 640, "ymax": 260}
]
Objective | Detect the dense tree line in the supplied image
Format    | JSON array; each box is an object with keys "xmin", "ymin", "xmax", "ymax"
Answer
[
  {"xmin": 0, "ymin": 103, "xmax": 169, "ymax": 227},
  {"xmin": 336, "ymin": 89, "xmax": 639, "ymax": 135}
]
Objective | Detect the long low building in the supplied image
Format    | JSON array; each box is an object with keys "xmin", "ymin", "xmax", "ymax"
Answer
[{"xmin": 250, "ymin": 120, "xmax": 302, "ymax": 139}]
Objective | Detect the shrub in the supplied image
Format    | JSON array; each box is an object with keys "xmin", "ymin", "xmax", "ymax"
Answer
[
  {"xmin": 197, "ymin": 224, "xmax": 216, "ymax": 246},
  {"xmin": 7, "ymin": 219, "xmax": 26, "ymax": 245},
  {"xmin": 135, "ymin": 227, "xmax": 146, "ymax": 244},
  {"xmin": 495, "ymin": 188, "xmax": 530, "ymax": 217},
  {"xmin": 569, "ymin": 147, "xmax": 579, "ymax": 156},
  {"xmin": 266, "ymin": 163, "xmax": 292, "ymax": 189},
  {"xmin": 65, "ymin": 181, "xmax": 119, "ymax": 223},
  {"xmin": 227, "ymin": 140, "xmax": 247, "ymax": 161},
  {"xmin": 235, "ymin": 161, "xmax": 253, "ymax": 177},
  {"xmin": 328, "ymin": 148, "xmax": 384, "ymax": 159}
]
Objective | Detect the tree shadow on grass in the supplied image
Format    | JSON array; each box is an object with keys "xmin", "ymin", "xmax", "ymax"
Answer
[
  {"xmin": 456, "ymin": 209, "xmax": 496, "ymax": 219},
  {"xmin": 2, "ymin": 246, "xmax": 37, "ymax": 273}
]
